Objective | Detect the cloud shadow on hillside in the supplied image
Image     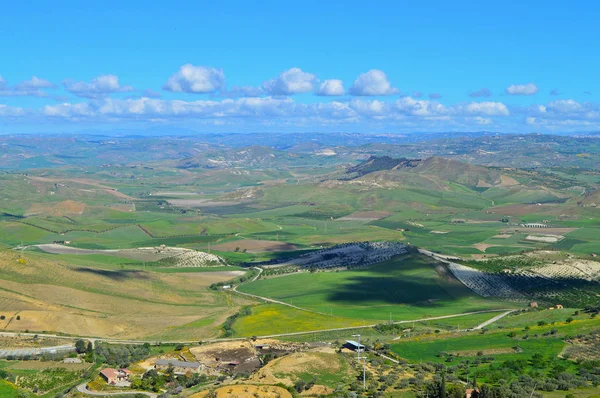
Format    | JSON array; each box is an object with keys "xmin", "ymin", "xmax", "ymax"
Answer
[{"xmin": 72, "ymin": 267, "xmax": 150, "ymax": 281}]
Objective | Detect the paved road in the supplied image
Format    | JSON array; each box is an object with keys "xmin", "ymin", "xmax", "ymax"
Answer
[{"xmin": 76, "ymin": 383, "xmax": 157, "ymax": 397}]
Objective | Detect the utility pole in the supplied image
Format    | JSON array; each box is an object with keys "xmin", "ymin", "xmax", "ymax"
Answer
[
  {"xmin": 358, "ymin": 355, "xmax": 367, "ymax": 390},
  {"xmin": 352, "ymin": 334, "xmax": 366, "ymax": 390}
]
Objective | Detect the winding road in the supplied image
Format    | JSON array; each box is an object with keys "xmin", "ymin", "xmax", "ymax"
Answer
[{"xmin": 76, "ymin": 383, "xmax": 157, "ymax": 397}]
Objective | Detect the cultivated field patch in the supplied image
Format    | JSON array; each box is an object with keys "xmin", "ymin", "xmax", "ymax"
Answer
[{"xmin": 212, "ymin": 239, "xmax": 298, "ymax": 253}]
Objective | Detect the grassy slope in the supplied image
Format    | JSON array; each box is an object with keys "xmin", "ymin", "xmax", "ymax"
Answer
[{"xmin": 238, "ymin": 254, "xmax": 513, "ymax": 323}]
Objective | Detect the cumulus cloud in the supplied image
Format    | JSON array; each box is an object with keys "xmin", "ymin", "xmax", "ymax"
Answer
[
  {"xmin": 394, "ymin": 97, "xmax": 447, "ymax": 117},
  {"xmin": 219, "ymin": 86, "xmax": 265, "ymax": 98},
  {"xmin": 14, "ymin": 76, "xmax": 56, "ymax": 91},
  {"xmin": 429, "ymin": 92, "xmax": 442, "ymax": 99},
  {"xmin": 472, "ymin": 116, "xmax": 492, "ymax": 125},
  {"xmin": 547, "ymin": 99, "xmax": 584, "ymax": 113},
  {"xmin": 163, "ymin": 64, "xmax": 225, "ymax": 93},
  {"xmin": 316, "ymin": 79, "xmax": 345, "ymax": 96},
  {"xmin": 412, "ymin": 92, "xmax": 423, "ymax": 98},
  {"xmin": 549, "ymin": 89, "xmax": 561, "ymax": 96},
  {"xmin": 63, "ymin": 75, "xmax": 133, "ymax": 98},
  {"xmin": 506, "ymin": 83, "xmax": 538, "ymax": 96},
  {"xmin": 262, "ymin": 68, "xmax": 316, "ymax": 95},
  {"xmin": 0, "ymin": 75, "xmax": 53, "ymax": 97},
  {"xmin": 461, "ymin": 101, "xmax": 510, "ymax": 116},
  {"xmin": 0, "ymin": 104, "xmax": 26, "ymax": 116},
  {"xmin": 469, "ymin": 88, "xmax": 492, "ymax": 98},
  {"xmin": 0, "ymin": 76, "xmax": 9, "ymax": 90},
  {"xmin": 349, "ymin": 70, "xmax": 398, "ymax": 96}
]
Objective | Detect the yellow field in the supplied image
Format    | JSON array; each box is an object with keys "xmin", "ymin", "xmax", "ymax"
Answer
[
  {"xmin": 0, "ymin": 250, "xmax": 252, "ymax": 339},
  {"xmin": 232, "ymin": 304, "xmax": 365, "ymax": 337}
]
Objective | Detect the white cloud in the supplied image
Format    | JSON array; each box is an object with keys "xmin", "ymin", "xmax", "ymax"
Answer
[
  {"xmin": 349, "ymin": 70, "xmax": 398, "ymax": 96},
  {"xmin": 0, "ymin": 75, "xmax": 51, "ymax": 97},
  {"xmin": 219, "ymin": 86, "xmax": 264, "ymax": 98},
  {"xmin": 262, "ymin": 68, "xmax": 316, "ymax": 95},
  {"xmin": 506, "ymin": 83, "xmax": 538, "ymax": 96},
  {"xmin": 14, "ymin": 76, "xmax": 55, "ymax": 91},
  {"xmin": 350, "ymin": 99, "xmax": 386, "ymax": 115},
  {"xmin": 63, "ymin": 75, "xmax": 133, "ymax": 98},
  {"xmin": 472, "ymin": 116, "xmax": 492, "ymax": 125},
  {"xmin": 0, "ymin": 104, "xmax": 26, "ymax": 116},
  {"xmin": 469, "ymin": 88, "xmax": 492, "ymax": 98},
  {"xmin": 394, "ymin": 97, "xmax": 447, "ymax": 117},
  {"xmin": 163, "ymin": 64, "xmax": 225, "ymax": 93},
  {"xmin": 547, "ymin": 99, "xmax": 583, "ymax": 113},
  {"xmin": 317, "ymin": 79, "xmax": 345, "ymax": 96},
  {"xmin": 462, "ymin": 101, "xmax": 509, "ymax": 116}
]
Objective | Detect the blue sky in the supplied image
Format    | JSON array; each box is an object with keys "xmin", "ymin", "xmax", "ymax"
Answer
[{"xmin": 1, "ymin": 0, "xmax": 599, "ymax": 134}]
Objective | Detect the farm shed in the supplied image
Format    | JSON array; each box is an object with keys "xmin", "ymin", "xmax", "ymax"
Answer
[
  {"xmin": 155, "ymin": 359, "xmax": 203, "ymax": 373},
  {"xmin": 345, "ymin": 340, "xmax": 365, "ymax": 351}
]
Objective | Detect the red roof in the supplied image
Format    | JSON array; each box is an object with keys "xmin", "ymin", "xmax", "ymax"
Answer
[{"xmin": 100, "ymin": 368, "xmax": 118, "ymax": 379}]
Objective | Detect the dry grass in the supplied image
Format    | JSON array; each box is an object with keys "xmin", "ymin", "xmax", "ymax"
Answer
[
  {"xmin": 191, "ymin": 385, "xmax": 292, "ymax": 398},
  {"xmin": 0, "ymin": 250, "xmax": 252, "ymax": 339},
  {"xmin": 25, "ymin": 200, "xmax": 86, "ymax": 217}
]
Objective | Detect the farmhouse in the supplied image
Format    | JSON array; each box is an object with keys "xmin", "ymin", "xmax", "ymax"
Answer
[
  {"xmin": 529, "ymin": 302, "xmax": 539, "ymax": 308},
  {"xmin": 100, "ymin": 368, "xmax": 131, "ymax": 385},
  {"xmin": 155, "ymin": 359, "xmax": 203, "ymax": 374}
]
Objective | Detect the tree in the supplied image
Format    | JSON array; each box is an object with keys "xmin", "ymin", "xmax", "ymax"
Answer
[
  {"xmin": 175, "ymin": 343, "xmax": 184, "ymax": 351},
  {"xmin": 440, "ymin": 372, "xmax": 447, "ymax": 398},
  {"xmin": 294, "ymin": 380, "xmax": 307, "ymax": 392},
  {"xmin": 75, "ymin": 339, "xmax": 87, "ymax": 354}
]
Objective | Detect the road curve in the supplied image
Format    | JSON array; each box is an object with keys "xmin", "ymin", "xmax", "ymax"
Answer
[{"xmin": 76, "ymin": 382, "xmax": 157, "ymax": 397}]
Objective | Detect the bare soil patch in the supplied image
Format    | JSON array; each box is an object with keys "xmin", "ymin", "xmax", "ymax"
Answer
[
  {"xmin": 190, "ymin": 341, "xmax": 261, "ymax": 375},
  {"xmin": 502, "ymin": 227, "xmax": 577, "ymax": 236},
  {"xmin": 525, "ymin": 235, "xmax": 562, "ymax": 243},
  {"xmin": 25, "ymin": 200, "xmax": 86, "ymax": 217},
  {"xmin": 212, "ymin": 240, "xmax": 298, "ymax": 253},
  {"xmin": 453, "ymin": 347, "xmax": 517, "ymax": 356},
  {"xmin": 168, "ymin": 199, "xmax": 241, "ymax": 208},
  {"xmin": 472, "ymin": 243, "xmax": 499, "ymax": 252},
  {"xmin": 499, "ymin": 175, "xmax": 520, "ymax": 187}
]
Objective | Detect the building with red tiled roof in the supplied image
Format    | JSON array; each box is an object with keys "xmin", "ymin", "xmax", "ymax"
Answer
[{"xmin": 100, "ymin": 368, "xmax": 131, "ymax": 385}]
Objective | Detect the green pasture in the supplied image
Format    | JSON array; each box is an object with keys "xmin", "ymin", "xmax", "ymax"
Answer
[{"xmin": 237, "ymin": 254, "xmax": 514, "ymax": 324}]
